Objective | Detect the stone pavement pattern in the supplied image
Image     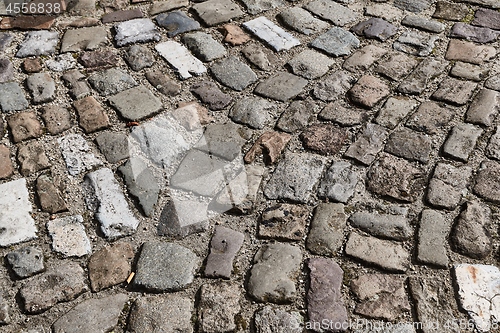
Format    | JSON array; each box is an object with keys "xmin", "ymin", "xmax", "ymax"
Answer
[{"xmin": 0, "ymin": 0, "xmax": 500, "ymax": 332}]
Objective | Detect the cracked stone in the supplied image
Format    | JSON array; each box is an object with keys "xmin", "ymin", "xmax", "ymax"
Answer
[
  {"xmin": 47, "ymin": 215, "xmax": 91, "ymax": 258},
  {"xmin": 205, "ymin": 226, "xmax": 244, "ymax": 278},
  {"xmin": 442, "ymin": 123, "xmax": 482, "ymax": 162},
  {"xmin": 406, "ymin": 101, "xmax": 455, "ymax": 135},
  {"xmin": 311, "ymin": 27, "xmax": 360, "ymax": 57},
  {"xmin": 427, "ymin": 163, "xmax": 472, "ymax": 210},
  {"xmin": 62, "ymin": 70, "xmax": 91, "ymax": 100},
  {"xmin": 417, "ymin": 209, "xmax": 450, "ymax": 267},
  {"xmin": 345, "ymin": 232, "xmax": 410, "ymax": 272},
  {"xmin": 451, "ymin": 201, "xmax": 492, "ymax": 259},
  {"xmin": 84, "ymin": 168, "xmax": 139, "ymax": 239},
  {"xmin": 318, "ymin": 161, "xmax": 358, "ymax": 203},
  {"xmin": 133, "ymin": 241, "xmax": 198, "ymax": 292},
  {"xmin": 88, "ymin": 242, "xmax": 134, "ymax": 291},
  {"xmin": 243, "ymin": 16, "xmax": 300, "ymax": 52},
  {"xmin": 5, "ymin": 246, "xmax": 45, "ymax": 279},
  {"xmin": 156, "ymin": 11, "xmax": 200, "ymax": 37},
  {"xmin": 345, "ymin": 123, "xmax": 388, "ymax": 165},
  {"xmin": 349, "ymin": 211, "xmax": 411, "ymax": 241},
  {"xmin": 248, "ymin": 243, "xmax": 302, "ymax": 303},
  {"xmin": 259, "ymin": 204, "xmax": 308, "ymax": 241},
  {"xmin": 393, "ymin": 31, "xmax": 439, "ymax": 57},
  {"xmin": 109, "ymin": 85, "xmax": 162, "ymax": 121},
  {"xmin": 306, "ymin": 203, "xmax": 346, "ymax": 256}
]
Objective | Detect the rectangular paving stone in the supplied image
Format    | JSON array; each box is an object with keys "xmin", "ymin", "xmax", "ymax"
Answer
[
  {"xmin": 254, "ymin": 72, "xmax": 308, "ymax": 102},
  {"xmin": 473, "ymin": 8, "xmax": 500, "ymax": 29},
  {"xmin": 114, "ymin": 18, "xmax": 161, "ymax": 47},
  {"xmin": 345, "ymin": 123, "xmax": 388, "ymax": 165},
  {"xmin": 442, "ymin": 123, "xmax": 483, "ymax": 162},
  {"xmin": 375, "ymin": 97, "xmax": 419, "ymax": 130},
  {"xmin": 60, "ymin": 27, "xmax": 108, "ymax": 53},
  {"xmin": 0, "ymin": 178, "xmax": 37, "ymax": 247},
  {"xmin": 348, "ymin": 75, "xmax": 390, "ymax": 108},
  {"xmin": 351, "ymin": 18, "xmax": 398, "ymax": 41},
  {"xmin": 402, "ymin": 15, "xmax": 445, "ymax": 33},
  {"xmin": 318, "ymin": 161, "xmax": 358, "ymax": 203},
  {"xmin": 0, "ymin": 82, "xmax": 29, "ymax": 112},
  {"xmin": 457, "ymin": 0, "xmax": 500, "ymax": 8},
  {"xmin": 264, "ymin": 153, "xmax": 326, "ymax": 203},
  {"xmin": 375, "ymin": 52, "xmax": 419, "ymax": 81},
  {"xmin": 59, "ymin": 134, "xmax": 103, "ymax": 176},
  {"xmin": 406, "ymin": 101, "xmax": 454, "ymax": 135},
  {"xmin": 288, "ymin": 49, "xmax": 334, "ymax": 79},
  {"xmin": 365, "ymin": 3, "xmax": 403, "ymax": 22},
  {"xmin": 450, "ymin": 61, "xmax": 489, "ymax": 82},
  {"xmin": 205, "ymin": 226, "xmax": 244, "ymax": 278},
  {"xmin": 7, "ymin": 111, "xmax": 43, "ymax": 142},
  {"xmin": 84, "ymin": 168, "xmax": 139, "ymax": 239},
  {"xmin": 16, "ymin": 31, "xmax": 59, "ymax": 58},
  {"xmin": 306, "ymin": 203, "xmax": 346, "ymax": 256},
  {"xmin": 243, "ymin": 17, "xmax": 300, "ymax": 52},
  {"xmin": 102, "ymin": 8, "xmax": 143, "ymax": 23},
  {"xmin": 384, "ymin": 127, "xmax": 432, "ymax": 164},
  {"xmin": 0, "ymin": 145, "xmax": 13, "ymax": 179},
  {"xmin": 305, "ymin": 0, "xmax": 358, "ymax": 26},
  {"xmin": 427, "ymin": 163, "xmax": 472, "ymax": 209},
  {"xmin": 445, "ymin": 39, "xmax": 496, "ymax": 65},
  {"xmin": 88, "ymin": 68, "xmax": 137, "ymax": 96},
  {"xmin": 393, "ymin": 30, "xmax": 438, "ymax": 57},
  {"xmin": 345, "ymin": 232, "xmax": 409, "ymax": 272},
  {"xmin": 398, "ymin": 58, "xmax": 448, "ymax": 94},
  {"xmin": 318, "ymin": 100, "xmax": 368, "ymax": 127},
  {"xmin": 450, "ymin": 23, "xmax": 500, "ymax": 44},
  {"xmin": 211, "ymin": 56, "xmax": 257, "ymax": 91},
  {"xmin": 193, "ymin": 0, "xmax": 244, "ymax": 26},
  {"xmin": 150, "ymin": 0, "xmax": 189, "ymax": 14},
  {"xmin": 343, "ymin": 45, "xmax": 387, "ymax": 72},
  {"xmin": 47, "ymin": 215, "xmax": 91, "ymax": 257},
  {"xmin": 311, "ymin": 27, "xmax": 360, "ymax": 57},
  {"xmin": 241, "ymin": 0, "xmax": 285, "ymax": 15},
  {"xmin": 73, "ymin": 96, "xmax": 110, "ymax": 133},
  {"xmin": 62, "ymin": 70, "xmax": 92, "ymax": 99},
  {"xmin": 433, "ymin": 1, "xmax": 469, "ymax": 21},
  {"xmin": 417, "ymin": 210, "xmax": 450, "ymax": 267},
  {"xmin": 109, "ymin": 85, "xmax": 162, "ymax": 121},
  {"xmin": 487, "ymin": 126, "xmax": 500, "ymax": 160},
  {"xmin": 17, "ymin": 141, "xmax": 51, "ymax": 175},
  {"xmin": 182, "ymin": 32, "xmax": 226, "ymax": 62},
  {"xmin": 466, "ymin": 89, "xmax": 499, "ymax": 127},
  {"xmin": 278, "ymin": 7, "xmax": 329, "ymax": 35},
  {"xmin": 474, "ymin": 160, "xmax": 500, "ymax": 204},
  {"xmin": 432, "ymin": 77, "xmax": 477, "ymax": 106},
  {"xmin": 155, "ymin": 41, "xmax": 207, "ymax": 79}
]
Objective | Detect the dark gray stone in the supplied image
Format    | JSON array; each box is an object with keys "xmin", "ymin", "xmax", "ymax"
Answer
[
  {"xmin": 95, "ymin": 132, "xmax": 129, "ymax": 163},
  {"xmin": 119, "ymin": 157, "xmax": 159, "ymax": 217},
  {"xmin": 351, "ymin": 18, "xmax": 398, "ymax": 41},
  {"xmin": 451, "ymin": 201, "xmax": 492, "ymax": 259},
  {"xmin": 114, "ymin": 18, "xmax": 161, "ymax": 46},
  {"xmin": 109, "ymin": 85, "xmax": 162, "ymax": 121},
  {"xmin": 384, "ymin": 128, "xmax": 433, "ymax": 164},
  {"xmin": 156, "ymin": 11, "xmax": 200, "ymax": 37},
  {"xmin": 311, "ymin": 27, "xmax": 360, "ymax": 57},
  {"xmin": 393, "ymin": 31, "xmax": 439, "ymax": 57},
  {"xmin": 157, "ymin": 199, "xmax": 209, "ymax": 238},
  {"xmin": 125, "ymin": 45, "xmax": 155, "ymax": 71},
  {"xmin": 350, "ymin": 211, "xmax": 411, "ymax": 241},
  {"xmin": 0, "ymin": 82, "xmax": 29, "ymax": 112},
  {"xmin": 0, "ymin": 58, "xmax": 13, "ymax": 83},
  {"xmin": 205, "ymin": 226, "xmax": 244, "ymax": 278},
  {"xmin": 190, "ymin": 80, "xmax": 232, "ymax": 110},
  {"xmin": 5, "ymin": 247, "xmax": 45, "ymax": 279},
  {"xmin": 248, "ymin": 243, "xmax": 302, "ymax": 303},
  {"xmin": 306, "ymin": 203, "xmax": 346, "ymax": 256},
  {"xmin": 442, "ymin": 123, "xmax": 482, "ymax": 162},
  {"xmin": 211, "ymin": 56, "xmax": 257, "ymax": 91},
  {"xmin": 473, "ymin": 8, "xmax": 500, "ymax": 30},
  {"xmin": 254, "ymin": 72, "xmax": 308, "ymax": 102},
  {"xmin": 367, "ymin": 153, "xmax": 425, "ymax": 202},
  {"xmin": 427, "ymin": 163, "xmax": 472, "ymax": 210},
  {"xmin": 345, "ymin": 123, "xmax": 388, "ymax": 165},
  {"xmin": 417, "ymin": 209, "xmax": 449, "ymax": 267},
  {"xmin": 0, "ymin": 33, "xmax": 13, "ymax": 52},
  {"xmin": 182, "ymin": 32, "xmax": 226, "ymax": 62},
  {"xmin": 195, "ymin": 122, "xmax": 247, "ymax": 161},
  {"xmin": 264, "ymin": 153, "xmax": 326, "ymax": 203},
  {"xmin": 318, "ymin": 161, "xmax": 358, "ymax": 203},
  {"xmin": 394, "ymin": 0, "xmax": 433, "ymax": 12},
  {"xmin": 52, "ymin": 294, "xmax": 128, "ymax": 333},
  {"xmin": 451, "ymin": 23, "xmax": 500, "ymax": 43},
  {"xmin": 433, "ymin": 1, "xmax": 469, "ymax": 21},
  {"xmin": 406, "ymin": 101, "xmax": 455, "ymax": 135},
  {"xmin": 466, "ymin": 89, "xmax": 499, "ymax": 126},
  {"xmin": 278, "ymin": 7, "xmax": 329, "ymax": 35},
  {"xmin": 199, "ymin": 283, "xmax": 241, "ymax": 333},
  {"xmin": 88, "ymin": 68, "xmax": 137, "ymax": 96},
  {"xmin": 133, "ymin": 242, "xmax": 198, "ymax": 292},
  {"xmin": 19, "ymin": 262, "xmax": 88, "ymax": 314},
  {"xmin": 307, "ymin": 258, "xmax": 348, "ymax": 330},
  {"xmin": 229, "ymin": 97, "xmax": 274, "ymax": 129}
]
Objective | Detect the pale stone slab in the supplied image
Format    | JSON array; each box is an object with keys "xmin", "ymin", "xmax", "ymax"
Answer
[
  {"xmin": 58, "ymin": 134, "xmax": 103, "ymax": 176},
  {"xmin": 243, "ymin": 16, "xmax": 300, "ymax": 52},
  {"xmin": 155, "ymin": 41, "xmax": 207, "ymax": 79},
  {"xmin": 47, "ymin": 215, "xmax": 91, "ymax": 257},
  {"xmin": 0, "ymin": 178, "xmax": 37, "ymax": 247}
]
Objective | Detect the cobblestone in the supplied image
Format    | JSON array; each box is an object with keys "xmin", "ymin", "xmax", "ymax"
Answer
[
  {"xmin": 445, "ymin": 39, "xmax": 496, "ymax": 65},
  {"xmin": 60, "ymin": 27, "xmax": 108, "ymax": 52},
  {"xmin": 311, "ymin": 27, "xmax": 360, "ymax": 57},
  {"xmin": 306, "ymin": 203, "xmax": 346, "ymax": 256},
  {"xmin": 278, "ymin": 7, "xmax": 329, "ymax": 35},
  {"xmin": 243, "ymin": 17, "xmax": 300, "ymax": 52},
  {"xmin": 305, "ymin": 0, "xmax": 358, "ymax": 26},
  {"xmin": 5, "ymin": 246, "xmax": 45, "ymax": 279},
  {"xmin": 156, "ymin": 11, "xmax": 200, "ymax": 38},
  {"xmin": 350, "ymin": 211, "xmax": 411, "ymax": 241},
  {"xmin": 417, "ymin": 210, "xmax": 449, "ymax": 267},
  {"xmin": 442, "ymin": 123, "xmax": 483, "ymax": 162},
  {"xmin": 427, "ymin": 163, "xmax": 472, "ymax": 209}
]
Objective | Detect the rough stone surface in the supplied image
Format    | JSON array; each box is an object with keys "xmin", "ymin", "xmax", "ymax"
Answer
[
  {"xmin": 432, "ymin": 77, "xmax": 478, "ymax": 106},
  {"xmin": 384, "ymin": 128, "xmax": 433, "ymax": 164},
  {"xmin": 195, "ymin": 122, "xmax": 246, "ymax": 161},
  {"xmin": 349, "ymin": 211, "xmax": 411, "ymax": 241},
  {"xmin": 313, "ymin": 70, "xmax": 356, "ymax": 101},
  {"xmin": 128, "ymin": 295, "xmax": 193, "ymax": 333},
  {"xmin": 433, "ymin": 1, "xmax": 469, "ymax": 21},
  {"xmin": 473, "ymin": 8, "xmax": 500, "ymax": 30},
  {"xmin": 474, "ymin": 160, "xmax": 500, "ymax": 204},
  {"xmin": 375, "ymin": 97, "xmax": 419, "ymax": 130},
  {"xmin": 205, "ymin": 226, "xmax": 244, "ymax": 278},
  {"xmin": 16, "ymin": 31, "xmax": 59, "ymax": 57},
  {"xmin": 88, "ymin": 68, "xmax": 137, "ymax": 97},
  {"xmin": 156, "ymin": 11, "xmax": 200, "ymax": 37},
  {"xmin": 254, "ymin": 306, "xmax": 302, "ymax": 333},
  {"xmin": 345, "ymin": 123, "xmax": 388, "ymax": 165},
  {"xmin": 417, "ymin": 209, "xmax": 450, "ymax": 267},
  {"xmin": 199, "ymin": 283, "xmax": 241, "ymax": 333},
  {"xmin": 0, "ymin": 145, "xmax": 10, "ymax": 179},
  {"xmin": 17, "ymin": 141, "xmax": 50, "ymax": 175},
  {"xmin": 109, "ymin": 85, "xmax": 162, "ymax": 121},
  {"xmin": 244, "ymin": 131, "xmax": 291, "ymax": 164},
  {"xmin": 62, "ymin": 70, "xmax": 91, "ymax": 100},
  {"xmin": 318, "ymin": 100, "xmax": 368, "ymax": 127},
  {"xmin": 7, "ymin": 111, "xmax": 43, "ymax": 143},
  {"xmin": 52, "ymin": 294, "xmax": 128, "ymax": 333},
  {"xmin": 345, "ymin": 232, "xmax": 410, "ymax": 272},
  {"xmin": 47, "ymin": 215, "xmax": 91, "ymax": 257},
  {"xmin": 248, "ymin": 243, "xmax": 302, "ymax": 303},
  {"xmin": 351, "ymin": 18, "xmax": 398, "ymax": 41},
  {"xmin": 343, "ymin": 44, "xmax": 387, "ymax": 72},
  {"xmin": 451, "ymin": 62, "xmax": 489, "ymax": 81},
  {"xmin": 79, "ymin": 50, "xmax": 119, "ymax": 70},
  {"xmin": 84, "ymin": 168, "xmax": 139, "ymax": 239},
  {"xmin": 60, "ymin": 27, "xmax": 108, "ymax": 52},
  {"xmin": 300, "ymin": 123, "xmax": 347, "ymax": 155},
  {"xmin": 307, "ymin": 258, "xmax": 348, "ymax": 329},
  {"xmin": 5, "ymin": 246, "xmax": 45, "ymax": 279},
  {"xmin": 305, "ymin": 0, "xmax": 358, "ymax": 26},
  {"xmin": 145, "ymin": 70, "xmax": 181, "ymax": 96},
  {"xmin": 487, "ymin": 126, "xmax": 500, "ymax": 160},
  {"xmin": 451, "ymin": 201, "xmax": 492, "ymax": 260},
  {"xmin": 264, "ymin": 153, "xmax": 326, "ymax": 203},
  {"xmin": 0, "ymin": 82, "xmax": 29, "ymax": 112},
  {"xmin": 394, "ymin": 0, "xmax": 432, "ymax": 12},
  {"xmin": 278, "ymin": 7, "xmax": 329, "ymax": 35},
  {"xmin": 95, "ymin": 132, "xmax": 129, "ymax": 164},
  {"xmin": 133, "ymin": 242, "xmax": 198, "ymax": 292},
  {"xmin": 306, "ymin": 203, "xmax": 346, "ymax": 256},
  {"xmin": 191, "ymin": 81, "xmax": 232, "ymax": 110},
  {"xmin": 36, "ymin": 174, "xmax": 67, "ymax": 214},
  {"xmin": 349, "ymin": 75, "xmax": 390, "ymax": 108},
  {"xmin": 41, "ymin": 105, "xmax": 72, "ymax": 135},
  {"xmin": 259, "ymin": 204, "xmax": 308, "ymax": 241},
  {"xmin": 182, "ymin": 32, "xmax": 226, "ymax": 62},
  {"xmin": 19, "ymin": 262, "xmax": 87, "ymax": 314},
  {"xmin": 398, "ymin": 58, "xmax": 447, "ymax": 95},
  {"xmin": 486, "ymin": 74, "xmax": 500, "ymax": 91},
  {"xmin": 125, "ymin": 45, "xmax": 155, "ymax": 71},
  {"xmin": 157, "ymin": 198, "xmax": 209, "ymax": 238},
  {"xmin": 73, "ymin": 96, "xmax": 110, "ymax": 133},
  {"xmin": 406, "ymin": 101, "xmax": 454, "ymax": 135},
  {"xmin": 241, "ymin": 0, "xmax": 285, "ymax": 14},
  {"xmin": 451, "ymin": 23, "xmax": 500, "ymax": 44},
  {"xmin": 211, "ymin": 56, "xmax": 257, "ymax": 91},
  {"xmin": 222, "ymin": 24, "xmax": 251, "ymax": 45},
  {"xmin": 254, "ymin": 72, "xmax": 308, "ymax": 102},
  {"xmin": 193, "ymin": 0, "xmax": 244, "ymax": 26},
  {"xmin": 445, "ymin": 39, "xmax": 496, "ymax": 65},
  {"xmin": 466, "ymin": 89, "xmax": 499, "ymax": 126},
  {"xmin": 288, "ymin": 49, "xmax": 334, "ymax": 79},
  {"xmin": 402, "ymin": 15, "xmax": 445, "ymax": 33},
  {"xmin": 427, "ymin": 163, "xmax": 472, "ymax": 209},
  {"xmin": 367, "ymin": 153, "xmax": 425, "ymax": 202},
  {"xmin": 58, "ymin": 134, "xmax": 103, "ymax": 176},
  {"xmin": 88, "ymin": 242, "xmax": 134, "ymax": 291},
  {"xmin": 318, "ymin": 161, "xmax": 358, "ymax": 203},
  {"xmin": 375, "ymin": 52, "xmax": 419, "ymax": 81},
  {"xmin": 351, "ymin": 274, "xmax": 410, "ymax": 321},
  {"xmin": 442, "ymin": 123, "xmax": 483, "ymax": 162},
  {"xmin": 243, "ymin": 17, "xmax": 300, "ymax": 52},
  {"xmin": 393, "ymin": 31, "xmax": 438, "ymax": 57},
  {"xmin": 114, "ymin": 18, "xmax": 161, "ymax": 46},
  {"xmin": 0, "ymin": 58, "xmax": 14, "ymax": 83},
  {"xmin": 242, "ymin": 43, "xmax": 279, "ymax": 71},
  {"xmin": 311, "ymin": 27, "xmax": 360, "ymax": 57}
]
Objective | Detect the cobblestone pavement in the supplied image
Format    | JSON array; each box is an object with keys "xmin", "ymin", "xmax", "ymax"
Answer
[{"xmin": 0, "ymin": 0, "xmax": 500, "ymax": 332}]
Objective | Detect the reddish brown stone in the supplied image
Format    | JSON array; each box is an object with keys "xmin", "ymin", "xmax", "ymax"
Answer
[
  {"xmin": 41, "ymin": 105, "xmax": 72, "ymax": 135},
  {"xmin": 17, "ymin": 141, "xmax": 51, "ymax": 176},
  {"xmin": 78, "ymin": 50, "xmax": 119, "ymax": 70},
  {"xmin": 244, "ymin": 131, "xmax": 291, "ymax": 164},
  {"xmin": 22, "ymin": 58, "xmax": 42, "ymax": 73},
  {"xmin": 57, "ymin": 17, "xmax": 100, "ymax": 28},
  {"xmin": 7, "ymin": 111, "xmax": 43, "ymax": 143},
  {"xmin": 0, "ymin": 16, "xmax": 55, "ymax": 30},
  {"xmin": 445, "ymin": 39, "xmax": 496, "ymax": 65},
  {"xmin": 300, "ymin": 124, "xmax": 347, "ymax": 155},
  {"xmin": 349, "ymin": 75, "xmax": 390, "ymax": 108},
  {"xmin": 0, "ymin": 145, "xmax": 13, "ymax": 179},
  {"xmin": 88, "ymin": 242, "xmax": 134, "ymax": 292},
  {"xmin": 221, "ymin": 24, "xmax": 250, "ymax": 45},
  {"xmin": 36, "ymin": 174, "xmax": 67, "ymax": 214},
  {"xmin": 145, "ymin": 70, "xmax": 181, "ymax": 96},
  {"xmin": 73, "ymin": 96, "xmax": 110, "ymax": 133}
]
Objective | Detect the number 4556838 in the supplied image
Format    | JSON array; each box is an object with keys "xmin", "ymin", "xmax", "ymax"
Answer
[{"xmin": 5, "ymin": 1, "xmax": 63, "ymax": 14}]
